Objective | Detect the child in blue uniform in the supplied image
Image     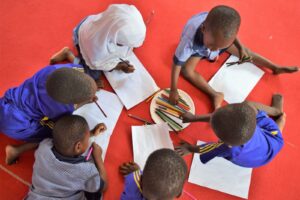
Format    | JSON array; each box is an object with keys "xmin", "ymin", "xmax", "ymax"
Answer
[
  {"xmin": 176, "ymin": 94, "xmax": 285, "ymax": 168},
  {"xmin": 0, "ymin": 64, "xmax": 98, "ymax": 165},
  {"xmin": 119, "ymin": 149, "xmax": 187, "ymax": 200},
  {"xmin": 26, "ymin": 115, "xmax": 107, "ymax": 199},
  {"xmin": 169, "ymin": 5, "xmax": 298, "ymax": 109}
]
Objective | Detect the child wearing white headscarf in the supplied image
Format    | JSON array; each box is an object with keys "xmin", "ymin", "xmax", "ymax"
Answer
[{"xmin": 50, "ymin": 4, "xmax": 146, "ymax": 86}]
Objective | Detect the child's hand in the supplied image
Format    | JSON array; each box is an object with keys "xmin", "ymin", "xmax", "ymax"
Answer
[
  {"xmin": 92, "ymin": 142, "xmax": 103, "ymax": 158},
  {"xmin": 116, "ymin": 62, "xmax": 135, "ymax": 73},
  {"xmin": 91, "ymin": 123, "xmax": 107, "ymax": 136},
  {"xmin": 181, "ymin": 112, "xmax": 196, "ymax": 123},
  {"xmin": 119, "ymin": 162, "xmax": 140, "ymax": 176},
  {"xmin": 175, "ymin": 142, "xmax": 197, "ymax": 156},
  {"xmin": 169, "ymin": 90, "xmax": 179, "ymax": 105}
]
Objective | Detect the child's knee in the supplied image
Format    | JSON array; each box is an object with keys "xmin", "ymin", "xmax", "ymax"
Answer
[{"xmin": 181, "ymin": 66, "xmax": 194, "ymax": 79}]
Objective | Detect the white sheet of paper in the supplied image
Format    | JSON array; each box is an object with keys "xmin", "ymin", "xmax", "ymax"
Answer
[
  {"xmin": 208, "ymin": 55, "xmax": 264, "ymax": 103},
  {"xmin": 132, "ymin": 123, "xmax": 173, "ymax": 169},
  {"xmin": 73, "ymin": 90, "xmax": 123, "ymax": 160},
  {"xmin": 104, "ymin": 53, "xmax": 160, "ymax": 110},
  {"xmin": 188, "ymin": 141, "xmax": 252, "ymax": 199}
]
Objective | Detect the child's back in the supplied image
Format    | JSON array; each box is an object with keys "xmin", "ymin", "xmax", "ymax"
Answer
[
  {"xmin": 26, "ymin": 115, "xmax": 106, "ymax": 199},
  {"xmin": 26, "ymin": 138, "xmax": 101, "ymax": 200}
]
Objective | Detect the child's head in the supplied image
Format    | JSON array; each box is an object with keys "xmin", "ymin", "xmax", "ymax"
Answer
[
  {"xmin": 53, "ymin": 115, "xmax": 90, "ymax": 156},
  {"xmin": 46, "ymin": 68, "xmax": 97, "ymax": 105},
  {"xmin": 202, "ymin": 5, "xmax": 241, "ymax": 51},
  {"xmin": 211, "ymin": 102, "xmax": 256, "ymax": 146},
  {"xmin": 142, "ymin": 149, "xmax": 187, "ymax": 200}
]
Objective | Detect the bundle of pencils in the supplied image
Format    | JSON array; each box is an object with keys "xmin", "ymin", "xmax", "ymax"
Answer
[
  {"xmin": 160, "ymin": 93, "xmax": 190, "ymax": 111},
  {"xmin": 155, "ymin": 109, "xmax": 183, "ymax": 132},
  {"xmin": 156, "ymin": 98, "xmax": 185, "ymax": 114}
]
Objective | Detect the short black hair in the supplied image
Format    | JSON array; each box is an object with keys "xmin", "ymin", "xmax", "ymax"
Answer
[
  {"xmin": 142, "ymin": 149, "xmax": 187, "ymax": 199},
  {"xmin": 211, "ymin": 103, "xmax": 256, "ymax": 146},
  {"xmin": 46, "ymin": 67, "xmax": 96, "ymax": 104},
  {"xmin": 206, "ymin": 5, "xmax": 241, "ymax": 38},
  {"xmin": 53, "ymin": 115, "xmax": 89, "ymax": 152}
]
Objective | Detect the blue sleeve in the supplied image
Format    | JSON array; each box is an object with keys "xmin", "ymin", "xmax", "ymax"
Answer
[
  {"xmin": 256, "ymin": 111, "xmax": 281, "ymax": 135},
  {"xmin": 120, "ymin": 171, "xmax": 144, "ymax": 200},
  {"xmin": 199, "ymin": 142, "xmax": 232, "ymax": 164},
  {"xmin": 174, "ymin": 36, "xmax": 194, "ymax": 66}
]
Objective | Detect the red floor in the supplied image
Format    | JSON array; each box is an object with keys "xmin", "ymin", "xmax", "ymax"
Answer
[{"xmin": 1, "ymin": 0, "xmax": 300, "ymax": 199}]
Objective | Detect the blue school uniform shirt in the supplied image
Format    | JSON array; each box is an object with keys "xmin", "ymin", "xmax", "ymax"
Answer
[
  {"xmin": 0, "ymin": 63, "xmax": 83, "ymax": 141},
  {"xmin": 199, "ymin": 111, "xmax": 284, "ymax": 168},
  {"xmin": 121, "ymin": 170, "xmax": 145, "ymax": 200},
  {"xmin": 173, "ymin": 12, "xmax": 224, "ymax": 66}
]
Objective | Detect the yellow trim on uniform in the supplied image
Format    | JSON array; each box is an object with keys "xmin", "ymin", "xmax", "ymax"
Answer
[
  {"xmin": 271, "ymin": 131, "xmax": 278, "ymax": 135},
  {"xmin": 199, "ymin": 142, "xmax": 224, "ymax": 154},
  {"xmin": 40, "ymin": 116, "xmax": 54, "ymax": 129},
  {"xmin": 133, "ymin": 171, "xmax": 142, "ymax": 193}
]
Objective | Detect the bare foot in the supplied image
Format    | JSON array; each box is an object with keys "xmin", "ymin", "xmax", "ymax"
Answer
[
  {"xmin": 5, "ymin": 145, "xmax": 20, "ymax": 165},
  {"xmin": 271, "ymin": 94, "xmax": 283, "ymax": 113},
  {"xmin": 211, "ymin": 92, "xmax": 224, "ymax": 110},
  {"xmin": 276, "ymin": 113, "xmax": 286, "ymax": 132},
  {"xmin": 50, "ymin": 47, "xmax": 75, "ymax": 64},
  {"xmin": 273, "ymin": 66, "xmax": 299, "ymax": 75}
]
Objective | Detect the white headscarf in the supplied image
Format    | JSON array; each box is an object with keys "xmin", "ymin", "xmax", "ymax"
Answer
[{"xmin": 78, "ymin": 4, "xmax": 146, "ymax": 71}]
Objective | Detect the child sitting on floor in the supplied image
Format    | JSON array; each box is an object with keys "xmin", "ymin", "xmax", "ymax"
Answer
[
  {"xmin": 25, "ymin": 115, "xmax": 107, "ymax": 199},
  {"xmin": 169, "ymin": 5, "xmax": 298, "ymax": 109},
  {"xmin": 176, "ymin": 94, "xmax": 285, "ymax": 168},
  {"xmin": 50, "ymin": 4, "xmax": 146, "ymax": 88},
  {"xmin": 0, "ymin": 63, "xmax": 98, "ymax": 165},
  {"xmin": 119, "ymin": 149, "xmax": 187, "ymax": 200}
]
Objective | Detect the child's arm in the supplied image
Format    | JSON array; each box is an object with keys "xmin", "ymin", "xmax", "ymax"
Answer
[
  {"xmin": 233, "ymin": 37, "xmax": 250, "ymax": 61},
  {"xmin": 175, "ymin": 142, "xmax": 202, "ymax": 156},
  {"xmin": 245, "ymin": 101, "xmax": 282, "ymax": 117},
  {"xmin": 181, "ymin": 112, "xmax": 212, "ymax": 123},
  {"xmin": 92, "ymin": 142, "xmax": 108, "ymax": 191},
  {"xmin": 169, "ymin": 64, "xmax": 182, "ymax": 104}
]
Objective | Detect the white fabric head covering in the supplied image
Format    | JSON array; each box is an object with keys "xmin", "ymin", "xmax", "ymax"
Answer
[{"xmin": 78, "ymin": 4, "xmax": 146, "ymax": 71}]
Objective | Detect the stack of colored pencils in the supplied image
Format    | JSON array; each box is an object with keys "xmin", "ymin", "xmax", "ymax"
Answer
[{"xmin": 154, "ymin": 90, "xmax": 191, "ymax": 132}]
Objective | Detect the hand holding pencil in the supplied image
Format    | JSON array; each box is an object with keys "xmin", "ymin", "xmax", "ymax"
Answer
[{"xmin": 91, "ymin": 123, "xmax": 107, "ymax": 136}]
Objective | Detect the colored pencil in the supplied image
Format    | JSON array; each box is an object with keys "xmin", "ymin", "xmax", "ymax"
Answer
[
  {"xmin": 128, "ymin": 114, "xmax": 153, "ymax": 125},
  {"xmin": 119, "ymin": 58, "xmax": 130, "ymax": 67},
  {"xmin": 156, "ymin": 99, "xmax": 184, "ymax": 114},
  {"xmin": 158, "ymin": 97, "xmax": 186, "ymax": 113},
  {"xmin": 94, "ymin": 101, "xmax": 107, "ymax": 118},
  {"xmin": 155, "ymin": 110, "xmax": 181, "ymax": 133},
  {"xmin": 156, "ymin": 108, "xmax": 181, "ymax": 119},
  {"xmin": 160, "ymin": 93, "xmax": 190, "ymax": 111},
  {"xmin": 156, "ymin": 109, "xmax": 183, "ymax": 129},
  {"xmin": 158, "ymin": 106, "xmax": 182, "ymax": 116},
  {"xmin": 145, "ymin": 89, "xmax": 161, "ymax": 103},
  {"xmin": 86, "ymin": 146, "xmax": 93, "ymax": 161}
]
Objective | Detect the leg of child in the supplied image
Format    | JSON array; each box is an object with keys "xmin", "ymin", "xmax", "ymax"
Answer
[
  {"xmin": 246, "ymin": 94, "xmax": 283, "ymax": 117},
  {"xmin": 181, "ymin": 56, "xmax": 224, "ymax": 110},
  {"xmin": 226, "ymin": 45, "xmax": 299, "ymax": 74},
  {"xmin": 271, "ymin": 94, "xmax": 286, "ymax": 132},
  {"xmin": 5, "ymin": 142, "xmax": 38, "ymax": 165},
  {"xmin": 49, "ymin": 47, "xmax": 76, "ymax": 64}
]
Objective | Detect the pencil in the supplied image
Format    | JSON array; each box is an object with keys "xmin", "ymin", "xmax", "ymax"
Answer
[
  {"xmin": 155, "ymin": 110, "xmax": 180, "ymax": 133},
  {"xmin": 158, "ymin": 97, "xmax": 186, "ymax": 113},
  {"xmin": 94, "ymin": 101, "xmax": 107, "ymax": 118},
  {"xmin": 145, "ymin": 89, "xmax": 161, "ymax": 103},
  {"xmin": 156, "ymin": 99, "xmax": 184, "ymax": 114},
  {"xmin": 86, "ymin": 146, "xmax": 93, "ymax": 161},
  {"xmin": 156, "ymin": 108, "xmax": 181, "ymax": 119},
  {"xmin": 128, "ymin": 114, "xmax": 153, "ymax": 125},
  {"xmin": 119, "ymin": 58, "xmax": 130, "ymax": 67},
  {"xmin": 156, "ymin": 109, "xmax": 183, "ymax": 129},
  {"xmin": 160, "ymin": 93, "xmax": 190, "ymax": 111}
]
